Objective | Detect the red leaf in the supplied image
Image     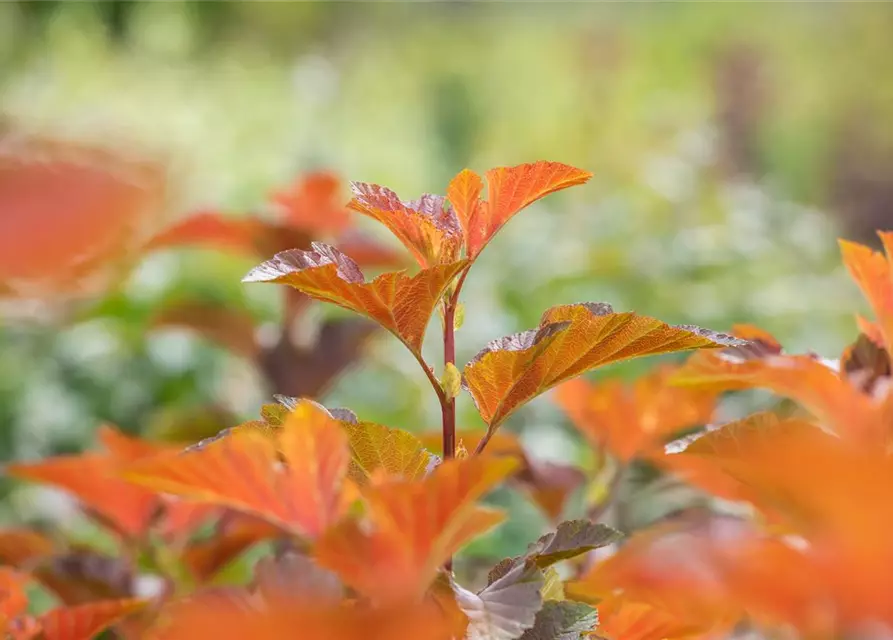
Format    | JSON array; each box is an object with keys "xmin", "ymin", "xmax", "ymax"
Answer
[
  {"xmin": 459, "ymin": 162, "xmax": 592, "ymax": 258},
  {"xmin": 464, "ymin": 302, "xmax": 742, "ymax": 431},
  {"xmin": 38, "ymin": 599, "xmax": 148, "ymax": 640},
  {"xmin": 314, "ymin": 456, "xmax": 519, "ymax": 603},
  {"xmin": 348, "ymin": 183, "xmax": 462, "ymax": 268},
  {"xmin": 242, "ymin": 242, "xmax": 466, "ymax": 356},
  {"xmin": 125, "ymin": 401, "xmax": 355, "ymax": 539}
]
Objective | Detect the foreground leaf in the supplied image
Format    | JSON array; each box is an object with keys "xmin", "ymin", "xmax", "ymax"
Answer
[
  {"xmin": 38, "ymin": 599, "xmax": 148, "ymax": 640},
  {"xmin": 242, "ymin": 242, "xmax": 466, "ymax": 356},
  {"xmin": 125, "ymin": 401, "xmax": 354, "ymax": 539},
  {"xmin": 465, "ymin": 302, "xmax": 741, "ymax": 432},
  {"xmin": 595, "ymin": 596, "xmax": 706, "ymax": 640},
  {"xmin": 314, "ymin": 456, "xmax": 518, "ymax": 602}
]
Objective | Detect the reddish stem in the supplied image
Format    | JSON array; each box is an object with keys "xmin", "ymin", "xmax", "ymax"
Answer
[{"xmin": 442, "ymin": 298, "xmax": 457, "ymax": 460}]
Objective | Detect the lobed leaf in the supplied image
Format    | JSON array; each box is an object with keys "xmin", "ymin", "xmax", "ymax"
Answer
[
  {"xmin": 242, "ymin": 242, "xmax": 466, "ymax": 356},
  {"xmin": 348, "ymin": 183, "xmax": 463, "ymax": 268},
  {"xmin": 125, "ymin": 401, "xmax": 355, "ymax": 539},
  {"xmin": 464, "ymin": 302, "xmax": 742, "ymax": 431},
  {"xmin": 314, "ymin": 456, "xmax": 518, "ymax": 603}
]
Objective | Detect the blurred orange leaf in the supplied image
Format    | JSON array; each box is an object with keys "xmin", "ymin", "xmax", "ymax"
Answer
[
  {"xmin": 38, "ymin": 599, "xmax": 148, "ymax": 640},
  {"xmin": 271, "ymin": 171, "xmax": 351, "ymax": 235},
  {"xmin": 125, "ymin": 401, "xmax": 355, "ymax": 539},
  {"xmin": 183, "ymin": 514, "xmax": 284, "ymax": 583},
  {"xmin": 464, "ymin": 302, "xmax": 743, "ymax": 433},
  {"xmin": 314, "ymin": 456, "xmax": 518, "ymax": 603},
  {"xmin": 672, "ymin": 348, "xmax": 886, "ymax": 446},
  {"xmin": 242, "ymin": 242, "xmax": 466, "ymax": 356},
  {"xmin": 595, "ymin": 596, "xmax": 709, "ymax": 640},
  {"xmin": 151, "ymin": 301, "xmax": 260, "ymax": 360},
  {"xmin": 0, "ymin": 529, "xmax": 56, "ymax": 567},
  {"xmin": 554, "ymin": 365, "xmax": 717, "ymax": 462},
  {"xmin": 348, "ymin": 184, "xmax": 462, "ymax": 268}
]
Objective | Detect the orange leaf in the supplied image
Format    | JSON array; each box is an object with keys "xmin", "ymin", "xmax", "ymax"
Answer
[
  {"xmin": 596, "ymin": 596, "xmax": 710, "ymax": 640},
  {"xmin": 182, "ymin": 514, "xmax": 283, "ymax": 583},
  {"xmin": 146, "ymin": 212, "xmax": 312, "ymax": 259},
  {"xmin": 149, "ymin": 588, "xmax": 455, "ymax": 640},
  {"xmin": 348, "ymin": 183, "xmax": 462, "ymax": 268},
  {"xmin": 464, "ymin": 302, "xmax": 742, "ymax": 431},
  {"xmin": 0, "ymin": 135, "xmax": 168, "ymax": 301},
  {"xmin": 672, "ymin": 349, "xmax": 886, "ymax": 447},
  {"xmin": 462, "ymin": 162, "xmax": 592, "ymax": 258},
  {"xmin": 5, "ymin": 452, "xmax": 160, "ymax": 539},
  {"xmin": 512, "ymin": 460, "xmax": 585, "ymax": 523},
  {"xmin": 856, "ymin": 315, "xmax": 885, "ymax": 348},
  {"xmin": 242, "ymin": 242, "xmax": 466, "ymax": 356},
  {"xmin": 446, "ymin": 169, "xmax": 483, "ymax": 247},
  {"xmin": 554, "ymin": 365, "xmax": 717, "ymax": 462},
  {"xmin": 567, "ymin": 516, "xmax": 821, "ymax": 633},
  {"xmin": 271, "ymin": 171, "xmax": 350, "ymax": 235},
  {"xmin": 0, "ymin": 568, "xmax": 29, "ymax": 621},
  {"xmin": 38, "ymin": 599, "xmax": 148, "ymax": 640},
  {"xmin": 125, "ymin": 401, "xmax": 355, "ymax": 539},
  {"xmin": 840, "ymin": 233, "xmax": 893, "ymax": 354},
  {"xmin": 314, "ymin": 456, "xmax": 518, "ymax": 603}
]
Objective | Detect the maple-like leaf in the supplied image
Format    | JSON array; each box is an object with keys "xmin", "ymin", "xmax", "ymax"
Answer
[
  {"xmin": 314, "ymin": 456, "xmax": 518, "ymax": 603},
  {"xmin": 125, "ymin": 401, "xmax": 355, "ymax": 539},
  {"xmin": 672, "ymin": 347, "xmax": 887, "ymax": 447},
  {"xmin": 518, "ymin": 601, "xmax": 598, "ymax": 640},
  {"xmin": 554, "ymin": 365, "xmax": 718, "ymax": 463},
  {"xmin": 839, "ymin": 233, "xmax": 893, "ymax": 354},
  {"xmin": 454, "ymin": 563, "xmax": 544, "ymax": 640},
  {"xmin": 449, "ymin": 162, "xmax": 593, "ymax": 259},
  {"xmin": 242, "ymin": 242, "xmax": 466, "ymax": 356},
  {"xmin": 348, "ymin": 183, "xmax": 463, "ymax": 268},
  {"xmin": 464, "ymin": 302, "xmax": 742, "ymax": 435},
  {"xmin": 341, "ymin": 420, "xmax": 434, "ymax": 484}
]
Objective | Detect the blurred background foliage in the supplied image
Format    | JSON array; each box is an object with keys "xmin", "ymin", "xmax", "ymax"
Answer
[{"xmin": 2, "ymin": 1, "xmax": 893, "ymax": 561}]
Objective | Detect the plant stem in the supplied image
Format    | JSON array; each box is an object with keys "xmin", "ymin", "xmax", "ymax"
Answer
[{"xmin": 442, "ymin": 296, "xmax": 457, "ymax": 460}]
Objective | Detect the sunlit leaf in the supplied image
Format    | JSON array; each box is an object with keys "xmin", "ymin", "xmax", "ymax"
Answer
[
  {"xmin": 465, "ymin": 302, "xmax": 741, "ymax": 432},
  {"xmin": 242, "ymin": 242, "xmax": 466, "ymax": 356},
  {"xmin": 518, "ymin": 600, "xmax": 598, "ymax": 640},
  {"xmin": 595, "ymin": 596, "xmax": 706, "ymax": 640},
  {"xmin": 348, "ymin": 183, "xmax": 462, "ymax": 268},
  {"xmin": 455, "ymin": 162, "xmax": 592, "ymax": 258},
  {"xmin": 126, "ymin": 401, "xmax": 355, "ymax": 539},
  {"xmin": 341, "ymin": 420, "xmax": 433, "ymax": 484},
  {"xmin": 554, "ymin": 365, "xmax": 717, "ymax": 462},
  {"xmin": 315, "ymin": 456, "xmax": 518, "ymax": 602}
]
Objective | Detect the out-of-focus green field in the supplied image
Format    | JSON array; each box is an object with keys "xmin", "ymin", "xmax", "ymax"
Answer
[{"xmin": 1, "ymin": 2, "xmax": 892, "ymax": 560}]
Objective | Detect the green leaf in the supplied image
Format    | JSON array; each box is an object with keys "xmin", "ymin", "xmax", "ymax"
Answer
[{"xmin": 519, "ymin": 601, "xmax": 598, "ymax": 640}]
